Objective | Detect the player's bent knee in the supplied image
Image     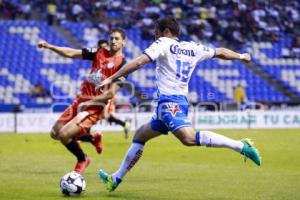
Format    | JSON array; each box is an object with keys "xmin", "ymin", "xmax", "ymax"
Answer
[
  {"xmin": 50, "ymin": 129, "xmax": 60, "ymax": 140},
  {"xmin": 51, "ymin": 122, "xmax": 65, "ymax": 140}
]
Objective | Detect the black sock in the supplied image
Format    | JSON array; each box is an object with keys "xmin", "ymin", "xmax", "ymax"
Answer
[
  {"xmin": 108, "ymin": 115, "xmax": 126, "ymax": 127},
  {"xmin": 78, "ymin": 134, "xmax": 93, "ymax": 143},
  {"xmin": 65, "ymin": 139, "xmax": 86, "ymax": 161}
]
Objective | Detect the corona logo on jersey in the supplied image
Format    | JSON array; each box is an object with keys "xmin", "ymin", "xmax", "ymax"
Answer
[
  {"xmin": 170, "ymin": 44, "xmax": 195, "ymax": 57},
  {"xmin": 166, "ymin": 102, "xmax": 181, "ymax": 116}
]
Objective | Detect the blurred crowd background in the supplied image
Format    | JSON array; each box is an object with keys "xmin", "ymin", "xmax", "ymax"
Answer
[{"xmin": 1, "ymin": 0, "xmax": 300, "ymax": 55}]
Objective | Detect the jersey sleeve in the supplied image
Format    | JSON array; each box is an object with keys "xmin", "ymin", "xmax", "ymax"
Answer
[
  {"xmin": 143, "ymin": 38, "xmax": 166, "ymax": 61},
  {"xmin": 82, "ymin": 48, "xmax": 98, "ymax": 60},
  {"xmin": 195, "ymin": 43, "xmax": 215, "ymax": 62}
]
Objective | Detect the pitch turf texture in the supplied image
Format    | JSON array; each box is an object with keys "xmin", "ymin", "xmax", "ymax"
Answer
[{"xmin": 0, "ymin": 129, "xmax": 299, "ymax": 200}]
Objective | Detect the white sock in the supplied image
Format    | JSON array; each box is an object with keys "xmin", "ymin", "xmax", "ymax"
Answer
[
  {"xmin": 196, "ymin": 131, "xmax": 244, "ymax": 152},
  {"xmin": 112, "ymin": 142, "xmax": 144, "ymax": 181}
]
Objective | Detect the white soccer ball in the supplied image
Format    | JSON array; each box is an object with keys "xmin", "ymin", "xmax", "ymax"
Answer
[{"xmin": 60, "ymin": 171, "xmax": 86, "ymax": 196}]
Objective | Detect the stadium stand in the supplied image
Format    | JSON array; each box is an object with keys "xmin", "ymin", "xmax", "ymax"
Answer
[{"xmin": 0, "ymin": 0, "xmax": 299, "ymax": 111}]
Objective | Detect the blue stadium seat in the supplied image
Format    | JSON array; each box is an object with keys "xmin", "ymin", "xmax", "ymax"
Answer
[{"xmin": 0, "ymin": 20, "xmax": 298, "ymax": 107}]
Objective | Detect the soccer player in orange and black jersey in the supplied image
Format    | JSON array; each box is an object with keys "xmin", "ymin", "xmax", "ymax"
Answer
[
  {"xmin": 97, "ymin": 39, "xmax": 130, "ymax": 139},
  {"xmin": 37, "ymin": 28, "xmax": 127, "ymax": 174}
]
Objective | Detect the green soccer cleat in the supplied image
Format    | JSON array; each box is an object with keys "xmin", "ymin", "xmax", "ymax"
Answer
[
  {"xmin": 240, "ymin": 138, "xmax": 261, "ymax": 166},
  {"xmin": 98, "ymin": 169, "xmax": 121, "ymax": 192}
]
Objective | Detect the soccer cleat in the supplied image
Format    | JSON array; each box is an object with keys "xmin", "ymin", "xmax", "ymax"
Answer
[
  {"xmin": 74, "ymin": 156, "xmax": 91, "ymax": 174},
  {"xmin": 92, "ymin": 132, "xmax": 103, "ymax": 154},
  {"xmin": 123, "ymin": 122, "xmax": 130, "ymax": 139},
  {"xmin": 98, "ymin": 169, "xmax": 121, "ymax": 192},
  {"xmin": 240, "ymin": 138, "xmax": 261, "ymax": 166}
]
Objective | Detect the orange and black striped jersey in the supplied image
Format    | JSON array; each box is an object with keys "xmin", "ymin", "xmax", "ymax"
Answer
[{"xmin": 79, "ymin": 48, "xmax": 126, "ymax": 98}]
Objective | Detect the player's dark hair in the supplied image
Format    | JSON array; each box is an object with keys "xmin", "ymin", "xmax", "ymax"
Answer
[
  {"xmin": 155, "ymin": 17, "xmax": 180, "ymax": 37},
  {"xmin": 110, "ymin": 28, "xmax": 126, "ymax": 40},
  {"xmin": 97, "ymin": 39, "xmax": 108, "ymax": 48}
]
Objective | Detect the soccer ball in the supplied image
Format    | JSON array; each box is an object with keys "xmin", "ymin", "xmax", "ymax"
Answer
[{"xmin": 59, "ymin": 171, "xmax": 86, "ymax": 196}]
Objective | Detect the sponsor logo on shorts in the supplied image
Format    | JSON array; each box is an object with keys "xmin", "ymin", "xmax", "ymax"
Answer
[{"xmin": 166, "ymin": 103, "xmax": 181, "ymax": 116}]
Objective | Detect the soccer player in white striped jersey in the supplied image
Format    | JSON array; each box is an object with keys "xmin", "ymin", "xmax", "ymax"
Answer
[{"xmin": 97, "ymin": 17, "xmax": 261, "ymax": 192}]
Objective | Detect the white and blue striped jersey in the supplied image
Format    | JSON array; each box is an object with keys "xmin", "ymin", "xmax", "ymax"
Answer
[{"xmin": 143, "ymin": 37, "xmax": 215, "ymax": 96}]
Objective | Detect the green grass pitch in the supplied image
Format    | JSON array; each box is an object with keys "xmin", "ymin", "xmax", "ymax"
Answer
[{"xmin": 0, "ymin": 129, "xmax": 299, "ymax": 200}]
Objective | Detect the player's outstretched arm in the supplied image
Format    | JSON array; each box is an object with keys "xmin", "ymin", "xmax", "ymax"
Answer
[
  {"xmin": 37, "ymin": 40, "xmax": 82, "ymax": 59},
  {"xmin": 96, "ymin": 54, "xmax": 150, "ymax": 90},
  {"xmin": 215, "ymin": 48, "xmax": 251, "ymax": 63},
  {"xmin": 91, "ymin": 83, "xmax": 120, "ymax": 104},
  {"xmin": 79, "ymin": 83, "xmax": 120, "ymax": 111}
]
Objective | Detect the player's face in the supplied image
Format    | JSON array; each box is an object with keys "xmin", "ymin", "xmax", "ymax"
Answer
[{"xmin": 109, "ymin": 32, "xmax": 125, "ymax": 52}]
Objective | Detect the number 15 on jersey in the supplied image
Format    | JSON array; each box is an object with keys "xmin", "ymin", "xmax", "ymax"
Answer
[{"xmin": 176, "ymin": 60, "xmax": 192, "ymax": 83}]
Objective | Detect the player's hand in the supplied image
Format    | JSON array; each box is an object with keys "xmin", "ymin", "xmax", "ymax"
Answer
[
  {"xmin": 37, "ymin": 40, "xmax": 50, "ymax": 49},
  {"xmin": 240, "ymin": 53, "xmax": 251, "ymax": 63},
  {"xmin": 95, "ymin": 78, "xmax": 113, "ymax": 92}
]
